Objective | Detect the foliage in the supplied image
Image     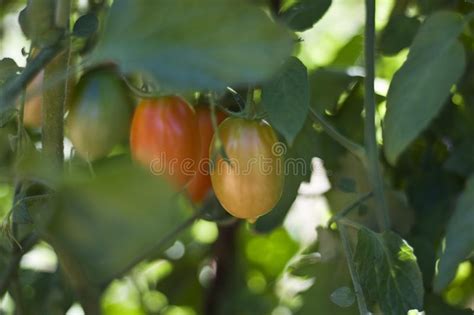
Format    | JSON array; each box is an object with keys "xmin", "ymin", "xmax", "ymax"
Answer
[{"xmin": 0, "ymin": 0, "xmax": 473, "ymax": 314}]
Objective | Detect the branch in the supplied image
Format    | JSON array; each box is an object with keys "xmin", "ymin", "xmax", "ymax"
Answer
[
  {"xmin": 309, "ymin": 108, "xmax": 367, "ymax": 164},
  {"xmin": 364, "ymin": 0, "xmax": 390, "ymax": 231},
  {"xmin": 0, "ymin": 45, "xmax": 63, "ymax": 112},
  {"xmin": 0, "ymin": 233, "xmax": 39, "ymax": 298},
  {"xmin": 328, "ymin": 191, "xmax": 373, "ymax": 226},
  {"xmin": 338, "ymin": 225, "xmax": 370, "ymax": 315}
]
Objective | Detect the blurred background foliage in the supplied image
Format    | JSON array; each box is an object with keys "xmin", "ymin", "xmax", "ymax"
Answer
[{"xmin": 1, "ymin": 0, "xmax": 474, "ymax": 314}]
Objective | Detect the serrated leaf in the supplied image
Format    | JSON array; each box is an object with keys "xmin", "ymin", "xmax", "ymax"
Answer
[
  {"xmin": 73, "ymin": 13, "xmax": 99, "ymax": 38},
  {"xmin": 434, "ymin": 176, "xmax": 474, "ymax": 292},
  {"xmin": 262, "ymin": 56, "xmax": 310, "ymax": 144},
  {"xmin": 354, "ymin": 228, "xmax": 424, "ymax": 315},
  {"xmin": 384, "ymin": 11, "xmax": 466, "ymax": 164},
  {"xmin": 330, "ymin": 287, "xmax": 355, "ymax": 308},
  {"xmin": 0, "ymin": 58, "xmax": 20, "ymax": 83},
  {"xmin": 280, "ymin": 0, "xmax": 332, "ymax": 32},
  {"xmin": 92, "ymin": 0, "xmax": 293, "ymax": 90},
  {"xmin": 32, "ymin": 162, "xmax": 186, "ymax": 288}
]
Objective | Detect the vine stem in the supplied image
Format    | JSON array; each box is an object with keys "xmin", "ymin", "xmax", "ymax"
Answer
[
  {"xmin": 328, "ymin": 191, "xmax": 373, "ymax": 226},
  {"xmin": 309, "ymin": 108, "xmax": 367, "ymax": 164},
  {"xmin": 364, "ymin": 0, "xmax": 390, "ymax": 231},
  {"xmin": 338, "ymin": 225, "xmax": 370, "ymax": 315}
]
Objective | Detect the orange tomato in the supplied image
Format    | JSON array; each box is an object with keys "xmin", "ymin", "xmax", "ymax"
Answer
[
  {"xmin": 210, "ymin": 117, "xmax": 284, "ymax": 221},
  {"xmin": 130, "ymin": 96, "xmax": 200, "ymax": 187},
  {"xmin": 186, "ymin": 107, "xmax": 226, "ymax": 203}
]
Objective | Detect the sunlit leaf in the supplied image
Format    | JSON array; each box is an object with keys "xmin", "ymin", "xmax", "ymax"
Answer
[
  {"xmin": 354, "ymin": 228, "xmax": 424, "ymax": 315},
  {"xmin": 92, "ymin": 0, "xmax": 293, "ymax": 90}
]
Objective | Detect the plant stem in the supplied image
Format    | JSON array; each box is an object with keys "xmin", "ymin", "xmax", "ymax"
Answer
[
  {"xmin": 338, "ymin": 225, "xmax": 370, "ymax": 315},
  {"xmin": 309, "ymin": 109, "xmax": 367, "ymax": 164},
  {"xmin": 364, "ymin": 0, "xmax": 390, "ymax": 231},
  {"xmin": 0, "ymin": 46, "xmax": 63, "ymax": 112},
  {"xmin": 328, "ymin": 191, "xmax": 373, "ymax": 226},
  {"xmin": 0, "ymin": 233, "xmax": 39, "ymax": 298}
]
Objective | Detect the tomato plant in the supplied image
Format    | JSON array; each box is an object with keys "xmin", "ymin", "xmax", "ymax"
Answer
[
  {"xmin": 130, "ymin": 96, "xmax": 201, "ymax": 187},
  {"xmin": 67, "ymin": 66, "xmax": 132, "ymax": 160},
  {"xmin": 186, "ymin": 106, "xmax": 226, "ymax": 203},
  {"xmin": 1, "ymin": 0, "xmax": 474, "ymax": 314},
  {"xmin": 210, "ymin": 117, "xmax": 284, "ymax": 221}
]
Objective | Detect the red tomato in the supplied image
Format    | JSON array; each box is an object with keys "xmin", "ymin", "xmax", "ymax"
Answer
[
  {"xmin": 210, "ymin": 117, "xmax": 284, "ymax": 221},
  {"xmin": 186, "ymin": 107, "xmax": 226, "ymax": 203},
  {"xmin": 130, "ymin": 96, "xmax": 200, "ymax": 187}
]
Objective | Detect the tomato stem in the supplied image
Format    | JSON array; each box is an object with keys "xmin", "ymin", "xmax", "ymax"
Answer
[
  {"xmin": 364, "ymin": 0, "xmax": 390, "ymax": 232},
  {"xmin": 338, "ymin": 224, "xmax": 370, "ymax": 315}
]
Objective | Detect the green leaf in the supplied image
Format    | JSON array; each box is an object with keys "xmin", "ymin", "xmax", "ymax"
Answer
[
  {"xmin": 73, "ymin": 13, "xmax": 99, "ymax": 38},
  {"xmin": 0, "ymin": 107, "xmax": 17, "ymax": 128},
  {"xmin": 254, "ymin": 119, "xmax": 320, "ymax": 232},
  {"xmin": 280, "ymin": 0, "xmax": 332, "ymax": 32},
  {"xmin": 424, "ymin": 293, "xmax": 473, "ymax": 315},
  {"xmin": 309, "ymin": 68, "xmax": 361, "ymax": 114},
  {"xmin": 354, "ymin": 228, "xmax": 424, "ymax": 315},
  {"xmin": 384, "ymin": 11, "xmax": 466, "ymax": 165},
  {"xmin": 336, "ymin": 177, "xmax": 357, "ymax": 193},
  {"xmin": 32, "ymin": 162, "xmax": 186, "ymax": 288},
  {"xmin": 0, "ymin": 58, "xmax": 20, "ymax": 83},
  {"xmin": 434, "ymin": 176, "xmax": 474, "ymax": 292},
  {"xmin": 330, "ymin": 287, "xmax": 355, "ymax": 308},
  {"xmin": 92, "ymin": 0, "xmax": 293, "ymax": 90},
  {"xmin": 330, "ymin": 34, "xmax": 364, "ymax": 67},
  {"xmin": 379, "ymin": 14, "xmax": 420, "ymax": 56},
  {"xmin": 261, "ymin": 57, "xmax": 310, "ymax": 145}
]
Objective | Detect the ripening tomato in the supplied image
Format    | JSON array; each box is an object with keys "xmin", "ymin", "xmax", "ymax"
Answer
[
  {"xmin": 186, "ymin": 107, "xmax": 226, "ymax": 203},
  {"xmin": 67, "ymin": 67, "xmax": 132, "ymax": 160},
  {"xmin": 210, "ymin": 117, "xmax": 284, "ymax": 221},
  {"xmin": 130, "ymin": 96, "xmax": 200, "ymax": 187}
]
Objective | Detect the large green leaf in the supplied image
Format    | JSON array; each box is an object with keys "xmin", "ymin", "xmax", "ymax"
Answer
[
  {"xmin": 354, "ymin": 228, "xmax": 424, "ymax": 315},
  {"xmin": 262, "ymin": 57, "xmax": 310, "ymax": 145},
  {"xmin": 32, "ymin": 163, "xmax": 186, "ymax": 288},
  {"xmin": 384, "ymin": 11, "xmax": 466, "ymax": 164},
  {"xmin": 91, "ymin": 0, "xmax": 293, "ymax": 90},
  {"xmin": 280, "ymin": 0, "xmax": 332, "ymax": 32},
  {"xmin": 434, "ymin": 176, "xmax": 474, "ymax": 292}
]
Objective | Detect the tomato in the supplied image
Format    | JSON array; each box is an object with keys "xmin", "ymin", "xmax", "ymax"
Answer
[
  {"xmin": 67, "ymin": 67, "xmax": 132, "ymax": 160},
  {"xmin": 130, "ymin": 96, "xmax": 200, "ymax": 187},
  {"xmin": 186, "ymin": 107, "xmax": 226, "ymax": 203},
  {"xmin": 23, "ymin": 71, "xmax": 43, "ymax": 129},
  {"xmin": 210, "ymin": 117, "xmax": 284, "ymax": 221}
]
